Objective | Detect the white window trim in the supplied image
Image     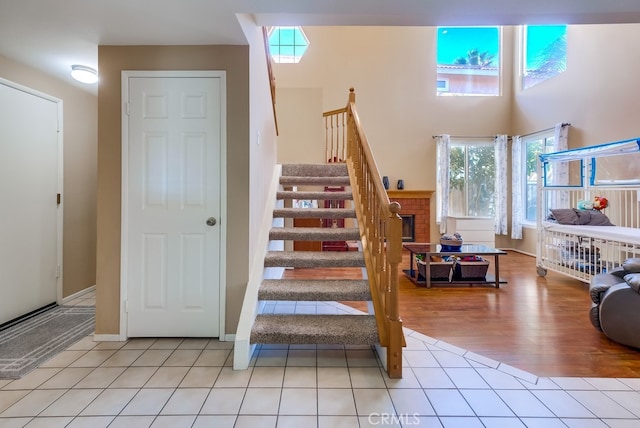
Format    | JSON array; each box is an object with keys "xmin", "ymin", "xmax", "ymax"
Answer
[{"xmin": 521, "ymin": 130, "xmax": 554, "ymax": 226}]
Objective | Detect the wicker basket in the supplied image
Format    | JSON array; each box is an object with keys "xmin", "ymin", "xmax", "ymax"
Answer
[
  {"xmin": 454, "ymin": 259, "xmax": 489, "ymax": 280},
  {"xmin": 417, "ymin": 259, "xmax": 454, "ymax": 281}
]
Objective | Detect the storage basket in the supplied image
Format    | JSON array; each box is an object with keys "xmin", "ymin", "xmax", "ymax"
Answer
[
  {"xmin": 417, "ymin": 259, "xmax": 454, "ymax": 281},
  {"xmin": 440, "ymin": 239, "xmax": 462, "ymax": 252},
  {"xmin": 453, "ymin": 259, "xmax": 489, "ymax": 280}
]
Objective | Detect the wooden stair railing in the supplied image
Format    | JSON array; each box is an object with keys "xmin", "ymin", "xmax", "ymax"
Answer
[
  {"xmin": 323, "ymin": 88, "xmax": 404, "ymax": 378},
  {"xmin": 262, "ymin": 26, "xmax": 278, "ymax": 136}
]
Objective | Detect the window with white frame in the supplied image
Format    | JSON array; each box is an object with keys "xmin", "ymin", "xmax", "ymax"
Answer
[
  {"xmin": 448, "ymin": 139, "xmax": 495, "ymax": 216},
  {"xmin": 436, "ymin": 26, "xmax": 501, "ymax": 96},
  {"xmin": 522, "ymin": 131, "xmax": 555, "ymax": 222}
]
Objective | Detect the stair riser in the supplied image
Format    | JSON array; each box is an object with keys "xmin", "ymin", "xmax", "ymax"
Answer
[
  {"xmin": 264, "ymin": 260, "xmax": 365, "ymax": 268},
  {"xmin": 273, "ymin": 209, "xmax": 356, "ymax": 219},
  {"xmin": 281, "ymin": 163, "xmax": 348, "ymax": 177},
  {"xmin": 280, "ymin": 177, "xmax": 350, "ymax": 186},
  {"xmin": 250, "ymin": 333, "xmax": 375, "ymax": 345},
  {"xmin": 250, "ymin": 314, "xmax": 379, "ymax": 345},
  {"xmin": 269, "ymin": 229, "xmax": 360, "ymax": 241},
  {"xmin": 259, "ymin": 279, "xmax": 370, "ymax": 302},
  {"xmin": 277, "ymin": 191, "xmax": 353, "ymax": 200},
  {"xmin": 258, "ymin": 292, "xmax": 370, "ymax": 301}
]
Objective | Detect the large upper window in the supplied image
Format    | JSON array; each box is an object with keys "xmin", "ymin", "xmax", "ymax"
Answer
[
  {"xmin": 522, "ymin": 132, "xmax": 555, "ymax": 222},
  {"xmin": 436, "ymin": 27, "xmax": 500, "ymax": 96},
  {"xmin": 268, "ymin": 26, "xmax": 309, "ymax": 64},
  {"xmin": 523, "ymin": 25, "xmax": 567, "ymax": 90},
  {"xmin": 449, "ymin": 140, "xmax": 495, "ymax": 217}
]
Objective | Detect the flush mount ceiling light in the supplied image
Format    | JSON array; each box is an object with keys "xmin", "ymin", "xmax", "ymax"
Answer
[{"xmin": 70, "ymin": 65, "xmax": 98, "ymax": 84}]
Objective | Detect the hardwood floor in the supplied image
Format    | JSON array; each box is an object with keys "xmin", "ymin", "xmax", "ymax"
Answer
[{"xmin": 283, "ymin": 250, "xmax": 640, "ymax": 378}]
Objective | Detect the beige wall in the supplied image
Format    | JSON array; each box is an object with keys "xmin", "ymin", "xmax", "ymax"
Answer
[
  {"xmin": 509, "ymin": 23, "xmax": 640, "ymax": 254},
  {"xmin": 276, "ymin": 88, "xmax": 325, "ymax": 164},
  {"xmin": 96, "ymin": 45, "xmax": 249, "ymax": 335},
  {"xmin": 0, "ymin": 54, "xmax": 97, "ymax": 298},
  {"xmin": 275, "ymin": 24, "xmax": 640, "ymax": 255},
  {"xmin": 274, "ymin": 26, "xmax": 515, "ymax": 242}
]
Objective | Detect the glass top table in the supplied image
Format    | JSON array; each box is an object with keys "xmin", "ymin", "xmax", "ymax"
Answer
[{"xmin": 403, "ymin": 243, "xmax": 507, "ymax": 288}]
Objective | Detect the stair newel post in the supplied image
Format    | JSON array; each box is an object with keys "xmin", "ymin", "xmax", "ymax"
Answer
[{"xmin": 387, "ymin": 201, "xmax": 403, "ymax": 378}]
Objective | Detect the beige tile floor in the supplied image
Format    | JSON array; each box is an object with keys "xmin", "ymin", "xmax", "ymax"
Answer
[{"xmin": 2, "ymin": 291, "xmax": 640, "ymax": 427}]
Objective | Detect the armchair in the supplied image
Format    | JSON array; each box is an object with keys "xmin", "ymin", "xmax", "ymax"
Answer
[{"xmin": 589, "ymin": 258, "xmax": 640, "ymax": 348}]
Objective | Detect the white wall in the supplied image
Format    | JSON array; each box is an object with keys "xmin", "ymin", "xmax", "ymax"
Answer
[{"xmin": 237, "ymin": 17, "xmax": 280, "ymax": 261}]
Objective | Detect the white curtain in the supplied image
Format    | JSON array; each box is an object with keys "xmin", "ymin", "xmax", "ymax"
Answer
[
  {"xmin": 435, "ymin": 134, "xmax": 451, "ymax": 234},
  {"xmin": 494, "ymin": 135, "xmax": 508, "ymax": 235},
  {"xmin": 553, "ymin": 123, "xmax": 570, "ymax": 207},
  {"xmin": 511, "ymin": 136, "xmax": 523, "ymax": 239}
]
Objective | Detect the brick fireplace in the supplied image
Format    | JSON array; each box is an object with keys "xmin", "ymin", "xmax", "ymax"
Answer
[{"xmin": 387, "ymin": 190, "xmax": 433, "ymax": 243}]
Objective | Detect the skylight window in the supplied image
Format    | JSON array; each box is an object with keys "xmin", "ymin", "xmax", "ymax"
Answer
[{"xmin": 268, "ymin": 26, "xmax": 309, "ymax": 63}]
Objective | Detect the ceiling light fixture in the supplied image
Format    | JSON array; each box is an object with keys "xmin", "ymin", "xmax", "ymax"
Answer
[{"xmin": 70, "ymin": 65, "xmax": 98, "ymax": 84}]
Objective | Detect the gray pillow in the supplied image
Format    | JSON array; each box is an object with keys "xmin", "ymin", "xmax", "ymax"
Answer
[
  {"xmin": 585, "ymin": 210, "xmax": 614, "ymax": 226},
  {"xmin": 550, "ymin": 208, "xmax": 579, "ymax": 225},
  {"xmin": 575, "ymin": 209, "xmax": 594, "ymax": 225}
]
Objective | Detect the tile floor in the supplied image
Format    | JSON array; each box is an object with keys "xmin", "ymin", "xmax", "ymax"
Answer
[{"xmin": 2, "ymin": 291, "xmax": 640, "ymax": 427}]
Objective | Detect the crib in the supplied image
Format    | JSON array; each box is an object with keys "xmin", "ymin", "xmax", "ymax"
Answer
[{"xmin": 536, "ymin": 138, "xmax": 640, "ymax": 283}]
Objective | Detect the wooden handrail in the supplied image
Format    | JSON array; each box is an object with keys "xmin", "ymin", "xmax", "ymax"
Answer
[
  {"xmin": 325, "ymin": 88, "xmax": 404, "ymax": 378},
  {"xmin": 262, "ymin": 26, "xmax": 279, "ymax": 136}
]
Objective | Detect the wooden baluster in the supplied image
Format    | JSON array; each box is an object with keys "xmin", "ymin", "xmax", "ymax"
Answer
[{"xmin": 325, "ymin": 116, "xmax": 329, "ymax": 163}]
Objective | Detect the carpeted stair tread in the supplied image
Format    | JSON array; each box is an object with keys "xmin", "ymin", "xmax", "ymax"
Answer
[
  {"xmin": 269, "ymin": 227, "xmax": 360, "ymax": 241},
  {"xmin": 273, "ymin": 208, "xmax": 356, "ymax": 219},
  {"xmin": 264, "ymin": 251, "xmax": 365, "ymax": 268},
  {"xmin": 251, "ymin": 314, "xmax": 378, "ymax": 345},
  {"xmin": 282, "ymin": 163, "xmax": 348, "ymax": 177},
  {"xmin": 259, "ymin": 279, "xmax": 371, "ymax": 301},
  {"xmin": 277, "ymin": 191, "xmax": 352, "ymax": 200},
  {"xmin": 280, "ymin": 176, "xmax": 350, "ymax": 186}
]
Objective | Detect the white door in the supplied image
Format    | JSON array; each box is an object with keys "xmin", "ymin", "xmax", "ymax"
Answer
[
  {"xmin": 0, "ymin": 81, "xmax": 60, "ymax": 325},
  {"xmin": 124, "ymin": 73, "xmax": 223, "ymax": 337}
]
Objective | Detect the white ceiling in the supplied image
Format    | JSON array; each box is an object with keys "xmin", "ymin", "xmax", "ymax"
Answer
[{"xmin": 2, "ymin": 0, "xmax": 640, "ymax": 95}]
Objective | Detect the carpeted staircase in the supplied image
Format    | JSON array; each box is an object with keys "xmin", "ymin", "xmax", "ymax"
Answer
[{"xmin": 250, "ymin": 163, "xmax": 379, "ymax": 346}]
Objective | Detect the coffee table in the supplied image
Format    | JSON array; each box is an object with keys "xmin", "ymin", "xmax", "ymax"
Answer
[{"xmin": 403, "ymin": 243, "xmax": 507, "ymax": 288}]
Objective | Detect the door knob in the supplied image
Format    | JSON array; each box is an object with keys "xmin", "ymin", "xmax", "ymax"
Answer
[{"xmin": 206, "ymin": 217, "xmax": 217, "ymax": 226}]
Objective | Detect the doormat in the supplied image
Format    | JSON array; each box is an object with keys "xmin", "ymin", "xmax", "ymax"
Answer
[{"xmin": 0, "ymin": 305, "xmax": 95, "ymax": 379}]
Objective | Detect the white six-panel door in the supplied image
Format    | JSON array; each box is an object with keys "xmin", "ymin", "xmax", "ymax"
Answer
[{"xmin": 123, "ymin": 72, "xmax": 224, "ymax": 337}]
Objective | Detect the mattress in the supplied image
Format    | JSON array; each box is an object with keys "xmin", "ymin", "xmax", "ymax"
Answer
[{"xmin": 541, "ymin": 222, "xmax": 640, "ymax": 246}]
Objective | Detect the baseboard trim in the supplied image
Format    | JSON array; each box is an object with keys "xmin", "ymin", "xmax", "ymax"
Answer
[
  {"xmin": 61, "ymin": 285, "xmax": 96, "ymax": 305},
  {"xmin": 501, "ymin": 248, "xmax": 535, "ymax": 257},
  {"xmin": 0, "ymin": 302, "xmax": 58, "ymax": 332},
  {"xmin": 93, "ymin": 334, "xmax": 126, "ymax": 342},
  {"xmin": 223, "ymin": 334, "xmax": 235, "ymax": 342}
]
